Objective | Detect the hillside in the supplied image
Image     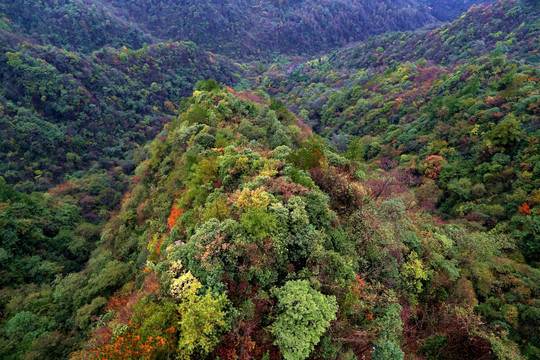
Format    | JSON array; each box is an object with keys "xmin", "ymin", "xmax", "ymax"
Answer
[
  {"xmin": 2, "ymin": 74, "xmax": 538, "ymax": 359},
  {"xmin": 54, "ymin": 84, "xmax": 537, "ymax": 360},
  {"xmin": 0, "ymin": 0, "xmax": 538, "ymax": 359},
  {"xmin": 418, "ymin": 0, "xmax": 496, "ymax": 21},
  {"xmin": 1, "ymin": 0, "xmax": 492, "ymax": 57},
  {"xmin": 2, "ymin": 0, "xmax": 527, "ymax": 192},
  {"xmin": 0, "ymin": 32, "xmax": 239, "ymax": 191},
  {"xmin": 258, "ymin": 0, "xmax": 540, "ymax": 262}
]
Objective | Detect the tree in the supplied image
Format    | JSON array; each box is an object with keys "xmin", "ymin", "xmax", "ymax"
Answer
[
  {"xmin": 372, "ymin": 341, "xmax": 404, "ymax": 360},
  {"xmin": 177, "ymin": 282, "xmax": 229, "ymax": 359},
  {"xmin": 487, "ymin": 117, "xmax": 522, "ymax": 147},
  {"xmin": 168, "ymin": 260, "xmax": 230, "ymax": 359},
  {"xmin": 272, "ymin": 280, "xmax": 338, "ymax": 360}
]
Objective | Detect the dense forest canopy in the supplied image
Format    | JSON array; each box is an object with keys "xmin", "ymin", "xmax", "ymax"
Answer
[
  {"xmin": 0, "ymin": 0, "xmax": 493, "ymax": 57},
  {"xmin": 0, "ymin": 0, "xmax": 538, "ymax": 359}
]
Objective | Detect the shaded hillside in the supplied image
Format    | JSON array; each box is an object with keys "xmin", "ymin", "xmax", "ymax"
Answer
[
  {"xmin": 0, "ymin": 33, "xmax": 240, "ymax": 191},
  {"xmin": 260, "ymin": 0, "xmax": 538, "ymax": 81},
  {"xmin": 418, "ymin": 0, "xmax": 496, "ymax": 21},
  {"xmin": 1, "ymin": 0, "xmax": 491, "ymax": 57},
  {"xmin": 0, "ymin": 0, "xmax": 153, "ymax": 53},
  {"xmin": 101, "ymin": 0, "xmax": 436, "ymax": 57}
]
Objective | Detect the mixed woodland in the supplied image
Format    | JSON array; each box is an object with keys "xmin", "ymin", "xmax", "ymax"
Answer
[{"xmin": 0, "ymin": 0, "xmax": 538, "ymax": 359}]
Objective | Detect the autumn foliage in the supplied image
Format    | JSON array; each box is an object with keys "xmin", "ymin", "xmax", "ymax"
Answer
[
  {"xmin": 422, "ymin": 155, "xmax": 445, "ymax": 180},
  {"xmin": 92, "ymin": 323, "xmax": 176, "ymax": 360},
  {"xmin": 518, "ymin": 202, "xmax": 531, "ymax": 215},
  {"xmin": 167, "ymin": 203, "xmax": 183, "ymax": 230}
]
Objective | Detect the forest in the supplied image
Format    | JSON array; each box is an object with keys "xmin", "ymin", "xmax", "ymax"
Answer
[
  {"xmin": 0, "ymin": 0, "xmax": 538, "ymax": 359},
  {"xmin": 1, "ymin": 0, "xmax": 493, "ymax": 57}
]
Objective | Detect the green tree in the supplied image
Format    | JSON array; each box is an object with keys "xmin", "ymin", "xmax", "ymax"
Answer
[
  {"xmin": 177, "ymin": 276, "xmax": 229, "ymax": 359},
  {"xmin": 487, "ymin": 117, "xmax": 522, "ymax": 147},
  {"xmin": 272, "ymin": 280, "xmax": 338, "ymax": 360},
  {"xmin": 372, "ymin": 341, "xmax": 404, "ymax": 360}
]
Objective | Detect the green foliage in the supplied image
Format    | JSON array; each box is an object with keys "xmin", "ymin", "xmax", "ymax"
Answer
[
  {"xmin": 1, "ymin": 9, "xmax": 539, "ymax": 355},
  {"xmin": 195, "ymin": 79, "xmax": 220, "ymax": 92},
  {"xmin": 240, "ymin": 208, "xmax": 278, "ymax": 240},
  {"xmin": 372, "ymin": 341, "xmax": 404, "ymax": 360},
  {"xmin": 0, "ymin": 37, "xmax": 238, "ymax": 188},
  {"xmin": 178, "ymin": 289, "xmax": 229, "ymax": 359},
  {"xmin": 194, "ymin": 132, "xmax": 216, "ymax": 149},
  {"xmin": 487, "ymin": 117, "xmax": 523, "ymax": 147},
  {"xmin": 5, "ymin": 312, "xmax": 44, "ymax": 340},
  {"xmin": 272, "ymin": 280, "xmax": 338, "ymax": 360},
  {"xmin": 400, "ymin": 252, "xmax": 429, "ymax": 294}
]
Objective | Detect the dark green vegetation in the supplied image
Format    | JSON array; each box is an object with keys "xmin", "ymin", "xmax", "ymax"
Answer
[
  {"xmin": 0, "ymin": 33, "xmax": 239, "ymax": 191},
  {"xmin": 0, "ymin": 169, "xmax": 128, "ymax": 358},
  {"xmin": 0, "ymin": 0, "xmax": 538, "ymax": 359},
  {"xmin": 1, "ymin": 0, "xmax": 491, "ymax": 57},
  {"xmin": 418, "ymin": 0, "xmax": 496, "ymax": 21}
]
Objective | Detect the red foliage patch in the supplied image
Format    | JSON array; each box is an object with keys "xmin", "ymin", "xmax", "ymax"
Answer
[
  {"xmin": 167, "ymin": 203, "xmax": 183, "ymax": 231},
  {"xmin": 92, "ymin": 323, "xmax": 175, "ymax": 360},
  {"xmin": 518, "ymin": 202, "xmax": 531, "ymax": 215},
  {"xmin": 267, "ymin": 176, "xmax": 310, "ymax": 201},
  {"xmin": 215, "ymin": 295, "xmax": 277, "ymax": 360},
  {"xmin": 423, "ymin": 155, "xmax": 445, "ymax": 179}
]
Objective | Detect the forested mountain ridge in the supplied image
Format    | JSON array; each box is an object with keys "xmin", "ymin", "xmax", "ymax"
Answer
[
  {"xmin": 0, "ymin": 0, "xmax": 538, "ymax": 359},
  {"xmin": 0, "ymin": 0, "xmax": 493, "ymax": 57},
  {"xmin": 68, "ymin": 84, "xmax": 539, "ymax": 360}
]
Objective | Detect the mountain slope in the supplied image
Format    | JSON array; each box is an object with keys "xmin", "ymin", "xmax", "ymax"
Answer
[
  {"xmin": 0, "ymin": 0, "xmax": 492, "ymax": 57},
  {"xmin": 60, "ymin": 84, "xmax": 539, "ymax": 360},
  {"xmin": 257, "ymin": 0, "xmax": 540, "ymax": 262},
  {"xmin": 0, "ymin": 0, "xmax": 153, "ymax": 53},
  {"xmin": 0, "ymin": 33, "xmax": 239, "ymax": 191},
  {"xmin": 0, "ymin": 0, "xmax": 538, "ymax": 359}
]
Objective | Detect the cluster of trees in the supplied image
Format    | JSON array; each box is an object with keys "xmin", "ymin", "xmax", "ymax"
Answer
[
  {"xmin": 0, "ymin": 0, "xmax": 152, "ymax": 53},
  {"xmin": 257, "ymin": 0, "xmax": 539, "ymax": 264},
  {"xmin": 0, "ymin": 0, "xmax": 494, "ymax": 58},
  {"xmin": 260, "ymin": 0, "xmax": 538, "ymax": 89},
  {"xmin": 55, "ymin": 84, "xmax": 537, "ymax": 360},
  {"xmin": 0, "ymin": 169, "xmax": 128, "ymax": 359},
  {"xmin": 0, "ymin": 31, "xmax": 239, "ymax": 191},
  {"xmin": 101, "ymin": 0, "xmax": 437, "ymax": 57},
  {"xmin": 417, "ymin": 0, "xmax": 496, "ymax": 21}
]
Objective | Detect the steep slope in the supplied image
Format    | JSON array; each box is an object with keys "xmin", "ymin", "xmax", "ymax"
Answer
[
  {"xmin": 0, "ymin": 33, "xmax": 239, "ymax": 191},
  {"xmin": 0, "ymin": 1, "xmax": 537, "ymax": 359},
  {"xmin": 101, "ymin": 0, "xmax": 436, "ymax": 57},
  {"xmin": 0, "ymin": 0, "xmax": 492, "ymax": 57},
  {"xmin": 257, "ymin": 0, "xmax": 540, "ymax": 261},
  {"xmin": 0, "ymin": 0, "xmax": 153, "ymax": 53},
  {"xmin": 45, "ymin": 84, "xmax": 537, "ymax": 360},
  {"xmin": 0, "ymin": 167, "xmax": 130, "ymax": 359},
  {"xmin": 261, "ymin": 0, "xmax": 538, "ymax": 81},
  {"xmin": 418, "ymin": 0, "xmax": 496, "ymax": 21}
]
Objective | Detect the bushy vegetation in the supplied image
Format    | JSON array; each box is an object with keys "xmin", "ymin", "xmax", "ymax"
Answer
[
  {"xmin": 0, "ymin": 0, "xmax": 538, "ymax": 359},
  {"xmin": 258, "ymin": 0, "xmax": 540, "ymax": 265},
  {"xmin": 0, "ymin": 33, "xmax": 239, "ymax": 190},
  {"xmin": 21, "ymin": 84, "xmax": 531, "ymax": 360},
  {"xmin": 0, "ymin": 0, "xmax": 493, "ymax": 57}
]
